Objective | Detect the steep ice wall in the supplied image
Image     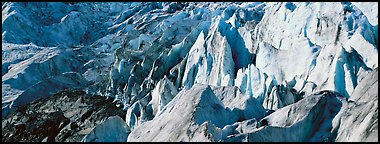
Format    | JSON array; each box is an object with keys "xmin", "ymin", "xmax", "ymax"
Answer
[{"xmin": 234, "ymin": 64, "xmax": 268, "ymax": 102}]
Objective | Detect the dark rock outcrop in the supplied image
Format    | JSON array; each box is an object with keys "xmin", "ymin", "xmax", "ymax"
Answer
[{"xmin": 2, "ymin": 90, "xmax": 126, "ymax": 142}]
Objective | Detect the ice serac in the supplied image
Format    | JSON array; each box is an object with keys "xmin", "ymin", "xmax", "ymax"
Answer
[
  {"xmin": 307, "ymin": 44, "xmax": 372, "ymax": 98},
  {"xmin": 104, "ymin": 3, "xmax": 213, "ymax": 109},
  {"xmin": 182, "ymin": 18, "xmax": 239, "ymax": 88},
  {"xmin": 234, "ymin": 64, "xmax": 268, "ymax": 102},
  {"xmin": 335, "ymin": 69, "xmax": 378, "ymax": 142},
  {"xmin": 252, "ymin": 2, "xmax": 376, "ymax": 98},
  {"xmin": 182, "ymin": 31, "xmax": 207, "ymax": 88},
  {"xmin": 82, "ymin": 116, "xmax": 130, "ymax": 142},
  {"xmin": 127, "ymin": 84, "xmax": 238, "ymax": 142},
  {"xmin": 149, "ymin": 76, "xmax": 178, "ymax": 116}
]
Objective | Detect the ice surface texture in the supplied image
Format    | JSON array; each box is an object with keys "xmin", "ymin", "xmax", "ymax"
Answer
[{"xmin": 2, "ymin": 2, "xmax": 378, "ymax": 142}]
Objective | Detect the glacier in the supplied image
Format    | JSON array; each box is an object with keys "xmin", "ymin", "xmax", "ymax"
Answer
[{"xmin": 1, "ymin": 2, "xmax": 378, "ymax": 142}]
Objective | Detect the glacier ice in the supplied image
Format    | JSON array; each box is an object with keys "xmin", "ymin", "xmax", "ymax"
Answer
[
  {"xmin": 149, "ymin": 76, "xmax": 178, "ymax": 116},
  {"xmin": 223, "ymin": 90, "xmax": 346, "ymax": 142},
  {"xmin": 351, "ymin": 2, "xmax": 378, "ymax": 26},
  {"xmin": 2, "ymin": 2, "xmax": 378, "ymax": 142}
]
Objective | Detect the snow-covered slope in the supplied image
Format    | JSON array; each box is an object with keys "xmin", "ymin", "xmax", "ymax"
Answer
[
  {"xmin": 335, "ymin": 69, "xmax": 378, "ymax": 142},
  {"xmin": 221, "ymin": 90, "xmax": 346, "ymax": 142},
  {"xmin": 2, "ymin": 2, "xmax": 378, "ymax": 142},
  {"xmin": 127, "ymin": 84, "xmax": 227, "ymax": 141}
]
